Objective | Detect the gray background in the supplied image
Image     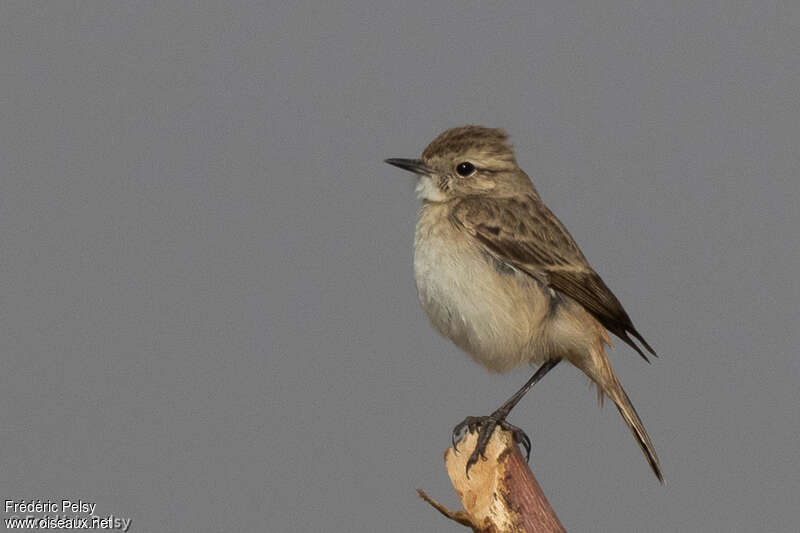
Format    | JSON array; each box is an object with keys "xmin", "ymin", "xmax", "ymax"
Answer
[{"xmin": 1, "ymin": 2, "xmax": 798, "ymax": 532}]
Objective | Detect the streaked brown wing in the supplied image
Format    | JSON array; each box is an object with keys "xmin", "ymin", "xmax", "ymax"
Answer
[{"xmin": 452, "ymin": 196, "xmax": 656, "ymax": 362}]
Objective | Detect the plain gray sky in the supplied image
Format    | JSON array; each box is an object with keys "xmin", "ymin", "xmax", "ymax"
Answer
[{"xmin": 1, "ymin": 2, "xmax": 798, "ymax": 532}]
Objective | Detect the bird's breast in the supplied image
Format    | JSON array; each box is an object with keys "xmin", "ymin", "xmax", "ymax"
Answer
[{"xmin": 413, "ymin": 205, "xmax": 554, "ymax": 372}]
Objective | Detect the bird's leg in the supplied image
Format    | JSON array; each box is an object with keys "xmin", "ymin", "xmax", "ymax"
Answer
[{"xmin": 452, "ymin": 359, "xmax": 561, "ymax": 476}]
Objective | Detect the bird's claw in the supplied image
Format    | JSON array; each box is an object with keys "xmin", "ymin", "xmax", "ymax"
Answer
[{"xmin": 451, "ymin": 415, "xmax": 532, "ymax": 477}]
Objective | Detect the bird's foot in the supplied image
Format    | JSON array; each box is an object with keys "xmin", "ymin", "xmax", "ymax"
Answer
[{"xmin": 451, "ymin": 414, "xmax": 531, "ymax": 477}]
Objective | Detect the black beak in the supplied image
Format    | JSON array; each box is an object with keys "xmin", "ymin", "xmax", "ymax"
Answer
[{"xmin": 384, "ymin": 158, "xmax": 432, "ymax": 176}]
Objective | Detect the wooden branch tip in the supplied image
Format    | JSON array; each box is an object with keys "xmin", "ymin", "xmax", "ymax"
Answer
[
  {"xmin": 420, "ymin": 428, "xmax": 566, "ymax": 533},
  {"xmin": 416, "ymin": 489, "xmax": 478, "ymax": 531}
]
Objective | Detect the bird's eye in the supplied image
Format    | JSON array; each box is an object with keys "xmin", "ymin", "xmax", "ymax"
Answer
[{"xmin": 456, "ymin": 162, "xmax": 476, "ymax": 176}]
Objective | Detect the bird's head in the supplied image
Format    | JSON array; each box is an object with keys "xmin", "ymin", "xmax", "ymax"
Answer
[{"xmin": 385, "ymin": 125, "xmax": 535, "ymax": 202}]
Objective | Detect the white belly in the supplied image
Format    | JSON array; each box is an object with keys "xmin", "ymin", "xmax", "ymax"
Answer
[{"xmin": 413, "ymin": 210, "xmax": 554, "ymax": 372}]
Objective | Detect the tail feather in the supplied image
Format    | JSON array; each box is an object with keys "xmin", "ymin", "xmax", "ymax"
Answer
[{"xmin": 607, "ymin": 380, "xmax": 663, "ymax": 483}]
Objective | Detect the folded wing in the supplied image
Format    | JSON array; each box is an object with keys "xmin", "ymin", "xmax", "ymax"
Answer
[{"xmin": 452, "ymin": 196, "xmax": 656, "ymax": 362}]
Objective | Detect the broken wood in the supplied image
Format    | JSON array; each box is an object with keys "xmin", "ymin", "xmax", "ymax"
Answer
[{"xmin": 418, "ymin": 429, "xmax": 566, "ymax": 532}]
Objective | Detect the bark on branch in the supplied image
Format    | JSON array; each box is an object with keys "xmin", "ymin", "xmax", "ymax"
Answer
[{"xmin": 418, "ymin": 429, "xmax": 566, "ymax": 532}]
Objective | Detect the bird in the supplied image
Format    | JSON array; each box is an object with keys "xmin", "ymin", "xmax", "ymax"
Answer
[{"xmin": 385, "ymin": 125, "xmax": 663, "ymax": 481}]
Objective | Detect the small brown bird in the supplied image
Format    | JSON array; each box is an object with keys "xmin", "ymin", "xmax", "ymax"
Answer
[{"xmin": 386, "ymin": 126, "xmax": 663, "ymax": 481}]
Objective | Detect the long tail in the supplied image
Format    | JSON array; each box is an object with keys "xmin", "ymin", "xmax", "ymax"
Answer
[{"xmin": 604, "ymin": 377, "xmax": 664, "ymax": 483}]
